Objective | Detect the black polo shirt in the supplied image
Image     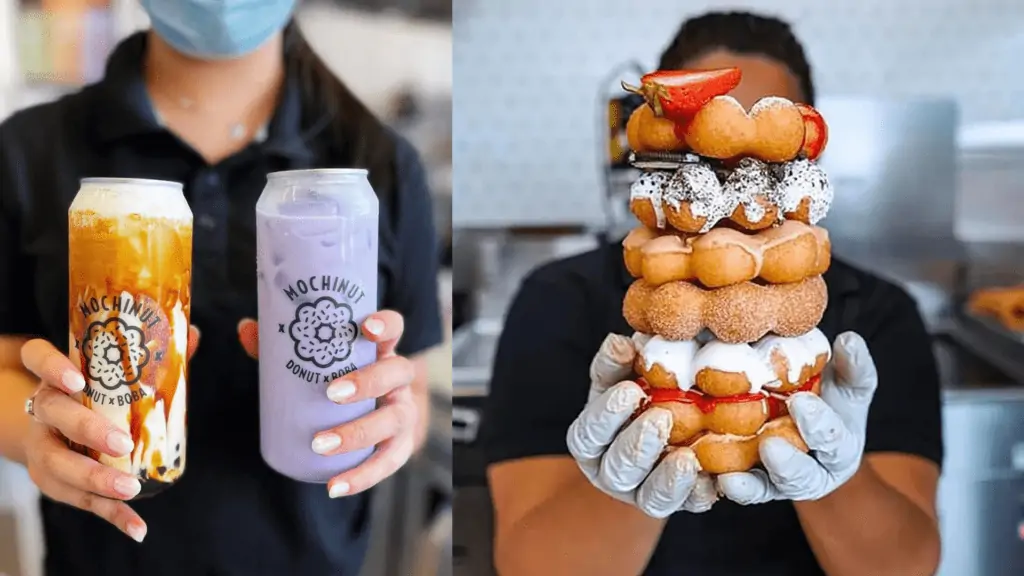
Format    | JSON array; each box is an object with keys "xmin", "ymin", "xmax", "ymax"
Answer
[
  {"xmin": 0, "ymin": 33, "xmax": 442, "ymax": 576},
  {"xmin": 481, "ymin": 240, "xmax": 944, "ymax": 576}
]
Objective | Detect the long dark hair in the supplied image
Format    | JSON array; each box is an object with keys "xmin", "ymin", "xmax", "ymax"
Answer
[
  {"xmin": 657, "ymin": 11, "xmax": 816, "ymax": 105},
  {"xmin": 283, "ymin": 21, "xmax": 397, "ymax": 202}
]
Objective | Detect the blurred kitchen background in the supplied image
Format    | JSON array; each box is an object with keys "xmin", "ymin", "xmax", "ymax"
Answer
[
  {"xmin": 0, "ymin": 1, "xmax": 453, "ymax": 576},
  {"xmin": 451, "ymin": 1, "xmax": 1024, "ymax": 575}
]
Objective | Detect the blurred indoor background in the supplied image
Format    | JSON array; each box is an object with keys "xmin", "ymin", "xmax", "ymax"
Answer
[
  {"xmin": 451, "ymin": 1, "xmax": 1024, "ymax": 575},
  {"xmin": 0, "ymin": 1, "xmax": 452, "ymax": 576}
]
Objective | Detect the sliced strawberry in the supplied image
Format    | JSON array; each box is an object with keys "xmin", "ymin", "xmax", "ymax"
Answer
[
  {"xmin": 796, "ymin": 103, "xmax": 829, "ymax": 160},
  {"xmin": 622, "ymin": 68, "xmax": 742, "ymax": 122}
]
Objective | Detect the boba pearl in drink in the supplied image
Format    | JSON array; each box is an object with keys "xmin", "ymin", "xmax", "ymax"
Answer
[
  {"xmin": 256, "ymin": 169, "xmax": 378, "ymax": 483},
  {"xmin": 68, "ymin": 178, "xmax": 193, "ymax": 498}
]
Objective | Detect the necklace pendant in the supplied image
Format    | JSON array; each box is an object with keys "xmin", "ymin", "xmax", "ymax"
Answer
[{"xmin": 230, "ymin": 123, "xmax": 247, "ymax": 140}]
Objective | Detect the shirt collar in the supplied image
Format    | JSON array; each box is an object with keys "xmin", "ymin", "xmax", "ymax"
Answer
[{"xmin": 92, "ymin": 32, "xmax": 324, "ymax": 163}]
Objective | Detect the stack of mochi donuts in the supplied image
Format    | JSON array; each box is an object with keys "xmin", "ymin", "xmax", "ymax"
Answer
[{"xmin": 618, "ymin": 67, "xmax": 836, "ymax": 474}]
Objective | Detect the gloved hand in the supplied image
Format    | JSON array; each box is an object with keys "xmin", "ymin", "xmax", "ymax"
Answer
[
  {"xmin": 566, "ymin": 333, "xmax": 718, "ymax": 518},
  {"xmin": 717, "ymin": 331, "xmax": 878, "ymax": 504}
]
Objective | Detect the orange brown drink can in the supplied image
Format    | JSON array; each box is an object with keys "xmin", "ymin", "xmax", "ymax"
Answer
[{"xmin": 67, "ymin": 178, "xmax": 193, "ymax": 498}]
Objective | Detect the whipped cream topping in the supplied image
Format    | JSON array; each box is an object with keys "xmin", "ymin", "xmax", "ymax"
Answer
[{"xmin": 630, "ymin": 171, "xmax": 673, "ymax": 228}]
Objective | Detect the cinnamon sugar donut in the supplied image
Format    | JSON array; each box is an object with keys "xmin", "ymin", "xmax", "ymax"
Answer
[
  {"xmin": 622, "ymin": 276, "xmax": 828, "ymax": 343},
  {"xmin": 622, "ymin": 220, "xmax": 832, "ymax": 288}
]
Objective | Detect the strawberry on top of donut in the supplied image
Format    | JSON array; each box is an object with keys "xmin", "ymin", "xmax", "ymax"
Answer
[
  {"xmin": 796, "ymin": 103, "xmax": 828, "ymax": 160},
  {"xmin": 621, "ymin": 67, "xmax": 830, "ymax": 162},
  {"xmin": 622, "ymin": 68, "xmax": 742, "ymax": 122}
]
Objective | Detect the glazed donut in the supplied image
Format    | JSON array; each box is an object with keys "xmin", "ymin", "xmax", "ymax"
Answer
[
  {"xmin": 630, "ymin": 158, "xmax": 833, "ymax": 234},
  {"xmin": 622, "ymin": 220, "xmax": 832, "ymax": 288},
  {"xmin": 647, "ymin": 378, "xmax": 821, "ymax": 446},
  {"xmin": 683, "ymin": 96, "xmax": 805, "ymax": 163},
  {"xmin": 968, "ymin": 284, "xmax": 1024, "ymax": 332},
  {"xmin": 634, "ymin": 329, "xmax": 831, "ymax": 396},
  {"xmin": 622, "ymin": 276, "xmax": 828, "ymax": 343}
]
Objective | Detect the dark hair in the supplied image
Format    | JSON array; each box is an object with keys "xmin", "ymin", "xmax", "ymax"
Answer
[
  {"xmin": 283, "ymin": 22, "xmax": 396, "ymax": 202},
  {"xmin": 657, "ymin": 11, "xmax": 815, "ymax": 105}
]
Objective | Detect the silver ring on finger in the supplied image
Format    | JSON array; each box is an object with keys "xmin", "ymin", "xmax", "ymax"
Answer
[{"xmin": 24, "ymin": 395, "xmax": 39, "ymax": 421}]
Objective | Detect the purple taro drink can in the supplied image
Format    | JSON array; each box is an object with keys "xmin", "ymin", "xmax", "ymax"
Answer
[{"xmin": 256, "ymin": 169, "xmax": 378, "ymax": 483}]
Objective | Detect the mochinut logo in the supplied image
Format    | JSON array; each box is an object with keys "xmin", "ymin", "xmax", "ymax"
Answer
[
  {"xmin": 81, "ymin": 318, "xmax": 151, "ymax": 391},
  {"xmin": 289, "ymin": 296, "xmax": 359, "ymax": 369}
]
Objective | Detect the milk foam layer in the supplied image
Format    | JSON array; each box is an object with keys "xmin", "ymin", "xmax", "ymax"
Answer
[
  {"xmin": 639, "ymin": 328, "xmax": 832, "ymax": 393},
  {"xmin": 71, "ymin": 179, "xmax": 192, "ymax": 221}
]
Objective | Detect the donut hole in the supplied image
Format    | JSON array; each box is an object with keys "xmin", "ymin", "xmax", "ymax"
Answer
[{"xmin": 1012, "ymin": 305, "xmax": 1024, "ymax": 320}]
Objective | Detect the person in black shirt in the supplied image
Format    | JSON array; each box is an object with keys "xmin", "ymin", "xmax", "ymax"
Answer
[
  {"xmin": 0, "ymin": 2, "xmax": 442, "ymax": 575},
  {"xmin": 481, "ymin": 12, "xmax": 943, "ymax": 576}
]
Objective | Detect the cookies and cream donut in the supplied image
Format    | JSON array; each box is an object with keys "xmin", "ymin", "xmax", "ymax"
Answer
[{"xmin": 630, "ymin": 157, "xmax": 833, "ymax": 233}]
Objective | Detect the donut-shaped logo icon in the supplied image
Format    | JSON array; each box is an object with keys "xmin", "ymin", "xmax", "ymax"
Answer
[
  {"xmin": 81, "ymin": 318, "xmax": 151, "ymax": 391},
  {"xmin": 288, "ymin": 296, "xmax": 359, "ymax": 369}
]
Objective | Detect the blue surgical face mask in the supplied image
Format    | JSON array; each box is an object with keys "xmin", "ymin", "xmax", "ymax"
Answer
[{"xmin": 139, "ymin": 0, "xmax": 298, "ymax": 59}]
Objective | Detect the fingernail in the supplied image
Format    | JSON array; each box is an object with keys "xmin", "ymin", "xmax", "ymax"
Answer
[
  {"xmin": 114, "ymin": 476, "xmax": 142, "ymax": 498},
  {"xmin": 327, "ymin": 380, "xmax": 356, "ymax": 403},
  {"xmin": 126, "ymin": 521, "xmax": 147, "ymax": 543},
  {"xmin": 107, "ymin": 431, "xmax": 134, "ymax": 455},
  {"xmin": 63, "ymin": 371, "xmax": 85, "ymax": 393},
  {"xmin": 312, "ymin": 433, "xmax": 341, "ymax": 455},
  {"xmin": 329, "ymin": 481, "xmax": 350, "ymax": 498},
  {"xmin": 363, "ymin": 318, "xmax": 384, "ymax": 337}
]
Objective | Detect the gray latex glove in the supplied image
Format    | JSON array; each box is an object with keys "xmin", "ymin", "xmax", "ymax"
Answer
[
  {"xmin": 566, "ymin": 334, "xmax": 718, "ymax": 518},
  {"xmin": 717, "ymin": 332, "xmax": 878, "ymax": 504}
]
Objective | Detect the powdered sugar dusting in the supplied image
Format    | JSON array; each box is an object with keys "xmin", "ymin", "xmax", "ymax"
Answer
[
  {"xmin": 749, "ymin": 96, "xmax": 794, "ymax": 116},
  {"xmin": 630, "ymin": 171, "xmax": 672, "ymax": 228},
  {"xmin": 771, "ymin": 160, "xmax": 834, "ymax": 224}
]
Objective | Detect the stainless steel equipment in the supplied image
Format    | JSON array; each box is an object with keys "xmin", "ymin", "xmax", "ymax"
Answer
[
  {"xmin": 815, "ymin": 97, "xmax": 959, "ymax": 247},
  {"xmin": 452, "ymin": 320, "xmax": 502, "ymax": 576},
  {"xmin": 933, "ymin": 336, "xmax": 1024, "ymax": 576}
]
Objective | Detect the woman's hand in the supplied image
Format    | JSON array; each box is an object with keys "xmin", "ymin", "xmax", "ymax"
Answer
[
  {"xmin": 565, "ymin": 333, "xmax": 718, "ymax": 518},
  {"xmin": 19, "ymin": 327, "xmax": 200, "ymax": 542},
  {"xmin": 717, "ymin": 332, "xmax": 878, "ymax": 504},
  {"xmin": 238, "ymin": 310, "xmax": 419, "ymax": 499}
]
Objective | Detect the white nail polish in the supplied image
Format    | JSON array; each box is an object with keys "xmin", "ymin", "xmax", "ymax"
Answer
[
  {"xmin": 114, "ymin": 476, "xmax": 142, "ymax": 498},
  {"xmin": 363, "ymin": 318, "xmax": 384, "ymax": 336},
  {"xmin": 311, "ymin": 434, "xmax": 341, "ymax": 455},
  {"xmin": 107, "ymin": 431, "xmax": 134, "ymax": 455},
  {"xmin": 127, "ymin": 522, "xmax": 147, "ymax": 543},
  {"xmin": 329, "ymin": 481, "xmax": 350, "ymax": 498},
  {"xmin": 327, "ymin": 381, "xmax": 356, "ymax": 402},
  {"xmin": 63, "ymin": 371, "xmax": 85, "ymax": 392}
]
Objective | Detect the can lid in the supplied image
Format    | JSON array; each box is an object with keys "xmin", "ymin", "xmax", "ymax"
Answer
[
  {"xmin": 267, "ymin": 168, "xmax": 369, "ymax": 179},
  {"xmin": 80, "ymin": 177, "xmax": 184, "ymax": 189}
]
